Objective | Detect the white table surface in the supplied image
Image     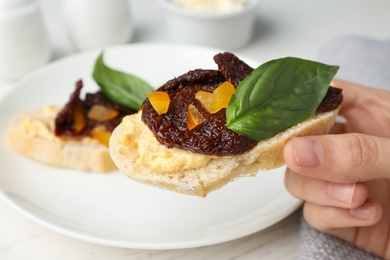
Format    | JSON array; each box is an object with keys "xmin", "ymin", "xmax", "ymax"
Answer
[{"xmin": 1, "ymin": 0, "xmax": 390, "ymax": 259}]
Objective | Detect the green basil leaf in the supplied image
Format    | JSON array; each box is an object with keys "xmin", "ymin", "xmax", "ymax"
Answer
[
  {"xmin": 226, "ymin": 57, "xmax": 339, "ymax": 141},
  {"xmin": 92, "ymin": 51, "xmax": 154, "ymax": 110}
]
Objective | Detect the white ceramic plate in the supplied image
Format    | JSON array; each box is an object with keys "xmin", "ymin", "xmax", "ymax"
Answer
[{"xmin": 0, "ymin": 43, "xmax": 301, "ymax": 249}]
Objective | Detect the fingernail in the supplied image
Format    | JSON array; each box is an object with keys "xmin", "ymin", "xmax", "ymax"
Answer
[
  {"xmin": 350, "ymin": 202, "xmax": 376, "ymax": 220},
  {"xmin": 328, "ymin": 182, "xmax": 356, "ymax": 204},
  {"xmin": 291, "ymin": 137, "xmax": 324, "ymax": 167}
]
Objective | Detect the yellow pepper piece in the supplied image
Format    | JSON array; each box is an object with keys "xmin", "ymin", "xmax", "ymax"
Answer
[
  {"xmin": 214, "ymin": 81, "xmax": 235, "ymax": 108},
  {"xmin": 73, "ymin": 101, "xmax": 86, "ymax": 133},
  {"xmin": 187, "ymin": 104, "xmax": 205, "ymax": 131},
  {"xmin": 90, "ymin": 125, "xmax": 111, "ymax": 147},
  {"xmin": 195, "ymin": 91, "xmax": 220, "ymax": 114},
  {"xmin": 147, "ymin": 91, "xmax": 170, "ymax": 115},
  {"xmin": 87, "ymin": 105, "xmax": 119, "ymax": 122},
  {"xmin": 195, "ymin": 81, "xmax": 236, "ymax": 114}
]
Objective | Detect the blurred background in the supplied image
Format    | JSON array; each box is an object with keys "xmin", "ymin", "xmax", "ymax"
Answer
[
  {"xmin": 35, "ymin": 0, "xmax": 390, "ymax": 64},
  {"xmin": 1, "ymin": 0, "xmax": 390, "ymax": 83}
]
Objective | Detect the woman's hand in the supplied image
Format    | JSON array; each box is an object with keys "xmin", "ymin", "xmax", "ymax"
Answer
[{"xmin": 283, "ymin": 79, "xmax": 390, "ymax": 258}]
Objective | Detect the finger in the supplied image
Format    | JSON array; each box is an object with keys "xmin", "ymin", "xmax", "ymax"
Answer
[
  {"xmin": 331, "ymin": 78, "xmax": 361, "ymax": 114},
  {"xmin": 283, "ymin": 134, "xmax": 390, "ymax": 183},
  {"xmin": 330, "ymin": 78, "xmax": 379, "ymax": 115},
  {"xmin": 303, "ymin": 199, "xmax": 383, "ymax": 233},
  {"xmin": 332, "ymin": 79, "xmax": 390, "ymax": 131},
  {"xmin": 284, "ymin": 168, "xmax": 368, "ymax": 208}
]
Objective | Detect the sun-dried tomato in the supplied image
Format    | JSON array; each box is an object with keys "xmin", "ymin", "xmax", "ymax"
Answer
[{"xmin": 55, "ymin": 80, "xmax": 136, "ymax": 139}]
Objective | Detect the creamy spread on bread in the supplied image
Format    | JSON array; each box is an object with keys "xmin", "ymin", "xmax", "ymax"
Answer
[
  {"xmin": 20, "ymin": 105, "xmax": 98, "ymax": 145},
  {"xmin": 121, "ymin": 112, "xmax": 216, "ymax": 172}
]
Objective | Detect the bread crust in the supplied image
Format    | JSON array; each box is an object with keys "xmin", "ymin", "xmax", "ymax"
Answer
[
  {"xmin": 109, "ymin": 108, "xmax": 340, "ymax": 197},
  {"xmin": 8, "ymin": 106, "xmax": 116, "ymax": 173}
]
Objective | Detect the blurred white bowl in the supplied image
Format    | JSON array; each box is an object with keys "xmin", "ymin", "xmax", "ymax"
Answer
[{"xmin": 157, "ymin": 0, "xmax": 259, "ymax": 50}]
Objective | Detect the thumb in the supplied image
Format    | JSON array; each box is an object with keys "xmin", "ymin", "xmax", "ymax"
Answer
[{"xmin": 283, "ymin": 134, "xmax": 390, "ymax": 183}]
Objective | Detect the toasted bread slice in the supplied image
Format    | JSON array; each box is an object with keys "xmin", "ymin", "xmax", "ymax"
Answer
[
  {"xmin": 109, "ymin": 108, "xmax": 339, "ymax": 197},
  {"xmin": 8, "ymin": 106, "xmax": 116, "ymax": 172}
]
